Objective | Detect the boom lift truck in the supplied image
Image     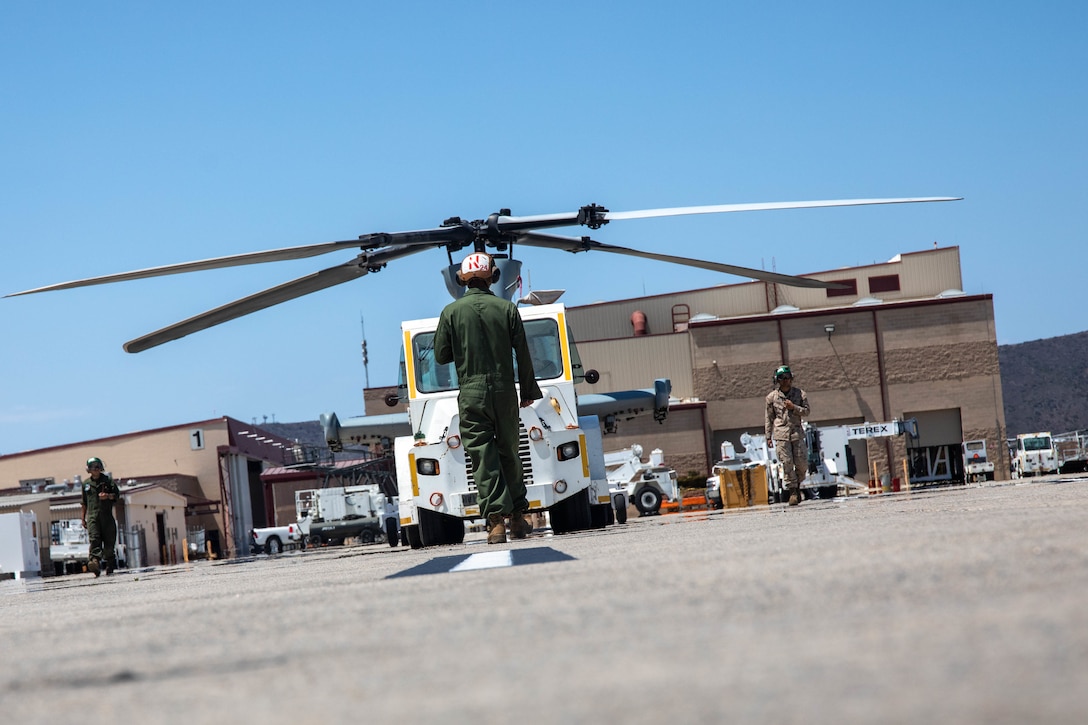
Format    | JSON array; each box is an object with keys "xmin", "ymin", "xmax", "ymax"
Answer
[{"xmin": 801, "ymin": 419, "xmax": 919, "ymax": 498}]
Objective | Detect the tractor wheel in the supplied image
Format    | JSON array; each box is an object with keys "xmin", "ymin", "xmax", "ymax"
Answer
[{"xmin": 633, "ymin": 487, "xmax": 663, "ymax": 516}]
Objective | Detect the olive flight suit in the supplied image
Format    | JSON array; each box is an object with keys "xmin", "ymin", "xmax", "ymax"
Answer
[
  {"xmin": 765, "ymin": 386, "xmax": 811, "ymax": 492},
  {"xmin": 82, "ymin": 473, "xmax": 120, "ymax": 569},
  {"xmin": 434, "ymin": 287, "xmax": 543, "ymax": 519}
]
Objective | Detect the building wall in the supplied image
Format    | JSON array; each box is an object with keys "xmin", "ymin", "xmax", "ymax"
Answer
[
  {"xmin": 567, "ymin": 247, "xmax": 964, "ymax": 342},
  {"xmin": 564, "ymin": 247, "xmax": 1005, "ymax": 485},
  {"xmin": 0, "ymin": 421, "xmax": 229, "ymax": 504},
  {"xmin": 122, "ymin": 488, "xmax": 188, "ymax": 567},
  {"xmin": 0, "ymin": 418, "xmax": 290, "ymax": 558}
]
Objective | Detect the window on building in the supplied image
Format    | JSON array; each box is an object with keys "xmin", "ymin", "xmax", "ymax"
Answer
[
  {"xmin": 825, "ymin": 278, "xmax": 858, "ymax": 298},
  {"xmin": 868, "ymin": 274, "xmax": 901, "ymax": 294}
]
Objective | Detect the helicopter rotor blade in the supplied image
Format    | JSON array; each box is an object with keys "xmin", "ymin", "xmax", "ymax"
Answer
[
  {"xmin": 498, "ymin": 197, "xmax": 961, "ymax": 232},
  {"xmin": 602, "ymin": 197, "xmax": 962, "ymax": 221},
  {"xmin": 5, "ymin": 225, "xmax": 470, "ymax": 299},
  {"xmin": 4, "ymin": 240, "xmax": 369, "ymax": 298},
  {"xmin": 123, "ymin": 245, "xmax": 427, "ymax": 353},
  {"xmin": 516, "ymin": 232, "xmax": 842, "ymax": 289}
]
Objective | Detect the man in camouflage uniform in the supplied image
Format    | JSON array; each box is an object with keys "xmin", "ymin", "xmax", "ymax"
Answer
[
  {"xmin": 81, "ymin": 456, "xmax": 120, "ymax": 576},
  {"xmin": 765, "ymin": 365, "xmax": 811, "ymax": 506},
  {"xmin": 435, "ymin": 252, "xmax": 543, "ymax": 544}
]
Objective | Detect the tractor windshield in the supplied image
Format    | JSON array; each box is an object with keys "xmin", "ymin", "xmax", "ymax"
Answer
[
  {"xmin": 410, "ymin": 318, "xmax": 567, "ymax": 394},
  {"xmin": 1021, "ymin": 436, "xmax": 1052, "ymax": 451}
]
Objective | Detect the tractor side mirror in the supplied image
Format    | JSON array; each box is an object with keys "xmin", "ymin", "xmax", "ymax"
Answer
[{"xmin": 584, "ymin": 369, "xmax": 600, "ymax": 384}]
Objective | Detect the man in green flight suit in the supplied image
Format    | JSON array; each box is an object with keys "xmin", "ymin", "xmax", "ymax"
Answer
[
  {"xmin": 81, "ymin": 456, "xmax": 120, "ymax": 576},
  {"xmin": 435, "ymin": 252, "xmax": 543, "ymax": 544}
]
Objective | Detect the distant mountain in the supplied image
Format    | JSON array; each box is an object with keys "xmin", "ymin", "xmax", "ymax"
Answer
[
  {"xmin": 266, "ymin": 330, "xmax": 1088, "ymax": 444},
  {"xmin": 1000, "ymin": 330, "xmax": 1088, "ymax": 436},
  {"xmin": 262, "ymin": 421, "xmax": 325, "ymax": 447}
]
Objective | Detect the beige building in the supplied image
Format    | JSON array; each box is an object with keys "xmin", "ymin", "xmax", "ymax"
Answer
[
  {"xmin": 0, "ymin": 417, "xmax": 307, "ymax": 567},
  {"xmin": 564, "ymin": 246, "xmax": 1008, "ymax": 486}
]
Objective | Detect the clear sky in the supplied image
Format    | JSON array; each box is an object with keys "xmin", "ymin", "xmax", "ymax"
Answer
[{"xmin": 1, "ymin": 2, "xmax": 1085, "ymax": 456}]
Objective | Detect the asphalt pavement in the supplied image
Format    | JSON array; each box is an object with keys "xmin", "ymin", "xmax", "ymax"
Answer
[{"xmin": 3, "ymin": 476, "xmax": 1087, "ymax": 724}]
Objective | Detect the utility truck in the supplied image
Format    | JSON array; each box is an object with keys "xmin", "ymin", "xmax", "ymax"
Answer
[
  {"xmin": 295, "ymin": 484, "xmax": 393, "ymax": 547},
  {"xmin": 604, "ymin": 444, "xmax": 678, "ymax": 517},
  {"xmin": 50, "ymin": 519, "xmax": 90, "ymax": 575},
  {"xmin": 322, "ymin": 301, "xmax": 670, "ymax": 548},
  {"xmin": 1012, "ymin": 432, "xmax": 1058, "ymax": 478}
]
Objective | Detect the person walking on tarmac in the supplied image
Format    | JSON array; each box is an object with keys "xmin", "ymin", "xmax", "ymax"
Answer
[
  {"xmin": 765, "ymin": 366, "xmax": 811, "ymax": 506},
  {"xmin": 435, "ymin": 252, "xmax": 543, "ymax": 544},
  {"xmin": 81, "ymin": 456, "xmax": 120, "ymax": 576}
]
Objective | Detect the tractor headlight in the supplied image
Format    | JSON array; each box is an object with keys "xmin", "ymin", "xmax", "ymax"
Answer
[
  {"xmin": 556, "ymin": 441, "xmax": 580, "ymax": 462},
  {"xmin": 416, "ymin": 458, "xmax": 440, "ymax": 476}
]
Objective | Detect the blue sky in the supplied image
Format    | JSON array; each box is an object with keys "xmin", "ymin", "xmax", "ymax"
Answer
[{"xmin": 1, "ymin": 2, "xmax": 1084, "ymax": 456}]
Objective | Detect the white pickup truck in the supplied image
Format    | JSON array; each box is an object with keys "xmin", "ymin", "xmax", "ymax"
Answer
[{"xmin": 250, "ymin": 522, "xmax": 306, "ymax": 555}]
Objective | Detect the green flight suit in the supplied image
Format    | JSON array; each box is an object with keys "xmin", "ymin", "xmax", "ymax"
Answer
[
  {"xmin": 82, "ymin": 473, "xmax": 120, "ymax": 567},
  {"xmin": 434, "ymin": 287, "xmax": 543, "ymax": 519}
]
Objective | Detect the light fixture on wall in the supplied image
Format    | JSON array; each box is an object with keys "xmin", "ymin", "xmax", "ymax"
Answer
[{"xmin": 824, "ymin": 323, "xmax": 835, "ymax": 340}]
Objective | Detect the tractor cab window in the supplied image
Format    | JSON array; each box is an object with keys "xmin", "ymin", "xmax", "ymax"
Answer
[
  {"xmin": 522, "ymin": 319, "xmax": 564, "ymax": 381},
  {"xmin": 411, "ymin": 318, "xmax": 569, "ymax": 394},
  {"xmin": 411, "ymin": 333, "xmax": 458, "ymax": 394}
]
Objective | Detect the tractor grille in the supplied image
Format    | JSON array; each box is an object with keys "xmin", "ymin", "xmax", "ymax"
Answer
[{"xmin": 464, "ymin": 423, "xmax": 535, "ymax": 494}]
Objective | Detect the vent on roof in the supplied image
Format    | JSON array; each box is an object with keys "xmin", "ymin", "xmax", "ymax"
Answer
[
  {"xmin": 852, "ymin": 296, "xmax": 883, "ymax": 306},
  {"xmin": 936, "ymin": 288, "xmax": 966, "ymax": 298},
  {"xmin": 771, "ymin": 304, "xmax": 800, "ymax": 314}
]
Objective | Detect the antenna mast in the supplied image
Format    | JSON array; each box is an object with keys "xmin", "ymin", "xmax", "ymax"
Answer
[{"xmin": 360, "ymin": 313, "xmax": 370, "ymax": 389}]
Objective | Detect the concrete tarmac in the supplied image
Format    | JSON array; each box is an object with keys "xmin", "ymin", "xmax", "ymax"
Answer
[{"xmin": 3, "ymin": 477, "xmax": 1088, "ymax": 724}]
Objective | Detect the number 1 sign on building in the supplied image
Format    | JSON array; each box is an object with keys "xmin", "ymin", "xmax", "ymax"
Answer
[{"xmin": 190, "ymin": 429, "xmax": 205, "ymax": 451}]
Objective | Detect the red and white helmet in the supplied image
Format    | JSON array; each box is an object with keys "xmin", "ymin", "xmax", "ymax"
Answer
[{"xmin": 457, "ymin": 252, "xmax": 498, "ymax": 283}]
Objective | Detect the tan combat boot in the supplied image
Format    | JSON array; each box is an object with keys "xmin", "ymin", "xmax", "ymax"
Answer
[
  {"xmin": 508, "ymin": 511, "xmax": 532, "ymax": 540},
  {"xmin": 787, "ymin": 487, "xmax": 801, "ymax": 506},
  {"xmin": 487, "ymin": 514, "xmax": 507, "ymax": 544},
  {"xmin": 87, "ymin": 558, "xmax": 101, "ymax": 577}
]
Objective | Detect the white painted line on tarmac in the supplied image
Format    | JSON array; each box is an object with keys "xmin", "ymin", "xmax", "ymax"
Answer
[{"xmin": 450, "ymin": 550, "xmax": 513, "ymax": 572}]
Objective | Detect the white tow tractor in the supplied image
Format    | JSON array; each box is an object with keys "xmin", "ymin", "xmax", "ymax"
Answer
[
  {"xmin": 1012, "ymin": 432, "xmax": 1059, "ymax": 478},
  {"xmin": 962, "ymin": 440, "xmax": 996, "ymax": 483},
  {"xmin": 604, "ymin": 444, "xmax": 679, "ymax": 517},
  {"xmin": 322, "ymin": 301, "xmax": 671, "ymax": 548}
]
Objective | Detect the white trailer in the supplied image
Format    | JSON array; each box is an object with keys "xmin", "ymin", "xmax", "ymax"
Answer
[{"xmin": 0, "ymin": 511, "xmax": 41, "ymax": 580}]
